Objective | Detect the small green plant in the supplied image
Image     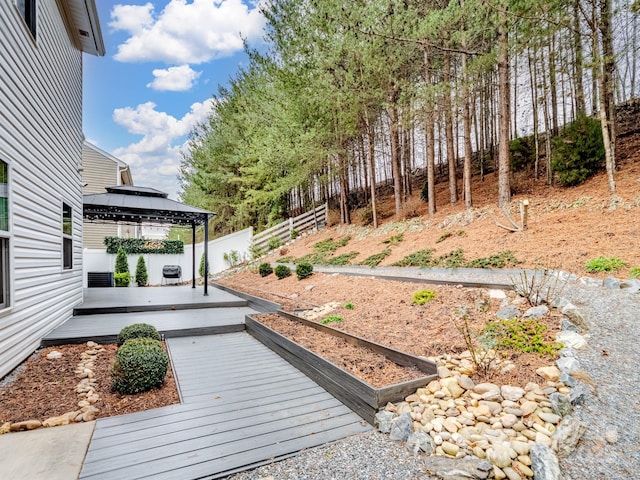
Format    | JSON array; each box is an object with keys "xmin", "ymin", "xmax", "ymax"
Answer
[
  {"xmin": 296, "ymin": 262, "xmax": 314, "ymax": 280},
  {"xmin": 325, "ymin": 251, "xmax": 359, "ymax": 266},
  {"xmin": 392, "ymin": 249, "xmax": 434, "ymax": 268},
  {"xmin": 483, "ymin": 318, "xmax": 563, "ymax": 356},
  {"xmin": 111, "ymin": 338, "xmax": 168, "ymax": 394},
  {"xmin": 275, "ymin": 265, "xmax": 292, "ymax": 279},
  {"xmin": 199, "ymin": 253, "xmax": 209, "ymax": 277},
  {"xmin": 436, "ymin": 231, "xmax": 453, "ymax": 243},
  {"xmin": 383, "ymin": 233, "xmax": 404, "ymax": 246},
  {"xmin": 249, "ymin": 244, "xmax": 266, "ymax": 259},
  {"xmin": 412, "ymin": 289, "xmax": 436, "ymax": 305},
  {"xmin": 344, "ymin": 301, "xmax": 355, "ymax": 310},
  {"xmin": 321, "ymin": 315, "xmax": 343, "ymax": 325},
  {"xmin": 276, "ymin": 256, "xmax": 295, "ymax": 264},
  {"xmin": 585, "ymin": 256, "xmax": 627, "ymax": 273},
  {"xmin": 433, "ymin": 249, "xmax": 466, "ymax": 268},
  {"xmin": 465, "ymin": 251, "xmax": 519, "ymax": 269},
  {"xmin": 290, "ymin": 228, "xmax": 299, "ymax": 240},
  {"xmin": 457, "ymin": 230, "xmax": 466, "ymax": 236},
  {"xmin": 268, "ymin": 236, "xmax": 284, "ymax": 250},
  {"xmin": 313, "ymin": 236, "xmax": 351, "ymax": 254},
  {"xmin": 258, "ymin": 263, "xmax": 273, "ymax": 277},
  {"xmin": 114, "ymin": 272, "xmax": 130, "ymax": 287},
  {"xmin": 135, "ymin": 256, "xmax": 148, "ymax": 286},
  {"xmin": 223, "ymin": 250, "xmax": 241, "ymax": 267},
  {"xmin": 117, "ymin": 323, "xmax": 161, "ymax": 347},
  {"xmin": 450, "ymin": 309, "xmax": 496, "ymax": 376},
  {"xmin": 358, "ymin": 248, "xmax": 391, "ymax": 268},
  {"xmin": 631, "ymin": 267, "xmax": 640, "ymax": 278}
]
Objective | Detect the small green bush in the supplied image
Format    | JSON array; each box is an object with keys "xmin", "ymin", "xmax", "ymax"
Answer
[
  {"xmin": 585, "ymin": 256, "xmax": 627, "ymax": 273},
  {"xmin": 551, "ymin": 114, "xmax": 605, "ymax": 186},
  {"xmin": 358, "ymin": 248, "xmax": 391, "ymax": 268},
  {"xmin": 277, "ymin": 256, "xmax": 295, "ymax": 264},
  {"xmin": 344, "ymin": 301, "xmax": 355, "ymax": 310},
  {"xmin": 483, "ymin": 318, "xmax": 562, "ymax": 356},
  {"xmin": 223, "ymin": 250, "xmax": 241, "ymax": 267},
  {"xmin": 325, "ymin": 251, "xmax": 359, "ymax": 266},
  {"xmin": 433, "ymin": 249, "xmax": 466, "ymax": 268},
  {"xmin": 135, "ymin": 256, "xmax": 148, "ymax": 286},
  {"xmin": 436, "ymin": 231, "xmax": 453, "ymax": 243},
  {"xmin": 249, "ymin": 244, "xmax": 266, "ymax": 259},
  {"xmin": 258, "ymin": 263, "xmax": 273, "ymax": 277},
  {"xmin": 111, "ymin": 338, "xmax": 168, "ymax": 394},
  {"xmin": 268, "ymin": 236, "xmax": 283, "ymax": 250},
  {"xmin": 114, "ymin": 272, "xmax": 130, "ymax": 287},
  {"xmin": 275, "ymin": 265, "xmax": 292, "ymax": 279},
  {"xmin": 382, "ymin": 233, "xmax": 404, "ymax": 246},
  {"xmin": 412, "ymin": 289, "xmax": 436, "ymax": 305},
  {"xmin": 198, "ymin": 253, "xmax": 209, "ymax": 277},
  {"xmin": 117, "ymin": 323, "xmax": 161, "ymax": 347},
  {"xmin": 392, "ymin": 249, "xmax": 434, "ymax": 268},
  {"xmin": 290, "ymin": 229, "xmax": 299, "ymax": 240},
  {"xmin": 631, "ymin": 267, "xmax": 640, "ymax": 278},
  {"xmin": 296, "ymin": 262, "xmax": 313, "ymax": 280},
  {"xmin": 509, "ymin": 136, "xmax": 534, "ymax": 172},
  {"xmin": 321, "ymin": 315, "xmax": 343, "ymax": 325},
  {"xmin": 465, "ymin": 251, "xmax": 519, "ymax": 269}
]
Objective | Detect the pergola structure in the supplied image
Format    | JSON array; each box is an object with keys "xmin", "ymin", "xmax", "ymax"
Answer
[{"xmin": 83, "ymin": 185, "xmax": 215, "ymax": 295}]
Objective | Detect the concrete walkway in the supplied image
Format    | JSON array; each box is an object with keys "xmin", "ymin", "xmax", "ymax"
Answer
[{"xmin": 0, "ymin": 421, "xmax": 95, "ymax": 480}]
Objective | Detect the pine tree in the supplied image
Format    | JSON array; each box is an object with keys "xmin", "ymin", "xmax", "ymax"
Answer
[
  {"xmin": 135, "ymin": 255, "xmax": 148, "ymax": 287},
  {"xmin": 115, "ymin": 247, "xmax": 129, "ymax": 274}
]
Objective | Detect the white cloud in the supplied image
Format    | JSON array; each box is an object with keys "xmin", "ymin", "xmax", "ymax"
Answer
[
  {"xmin": 110, "ymin": 0, "xmax": 266, "ymax": 64},
  {"xmin": 147, "ymin": 65, "xmax": 202, "ymax": 91},
  {"xmin": 111, "ymin": 100, "xmax": 213, "ymax": 199}
]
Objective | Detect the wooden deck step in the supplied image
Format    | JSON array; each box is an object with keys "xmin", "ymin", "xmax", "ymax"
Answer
[{"xmin": 80, "ymin": 332, "xmax": 370, "ymax": 479}]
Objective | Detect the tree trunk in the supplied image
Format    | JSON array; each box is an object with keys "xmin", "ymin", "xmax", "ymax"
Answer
[
  {"xmin": 600, "ymin": 0, "xmax": 616, "ymax": 172},
  {"xmin": 388, "ymin": 101, "xmax": 403, "ymax": 216},
  {"xmin": 424, "ymin": 47, "xmax": 436, "ymax": 216},
  {"xmin": 462, "ymin": 51, "xmax": 473, "ymax": 209},
  {"xmin": 528, "ymin": 46, "xmax": 541, "ymax": 180},
  {"xmin": 497, "ymin": 5, "xmax": 511, "ymax": 207},
  {"xmin": 443, "ymin": 51, "xmax": 457, "ymax": 205},
  {"xmin": 573, "ymin": 0, "xmax": 586, "ymax": 115}
]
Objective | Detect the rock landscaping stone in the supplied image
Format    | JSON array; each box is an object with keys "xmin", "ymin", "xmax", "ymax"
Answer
[
  {"xmin": 552, "ymin": 416, "xmax": 586, "ymax": 458},
  {"xmin": 619, "ymin": 278, "xmax": 640, "ymax": 294},
  {"xmin": 10, "ymin": 420, "xmax": 42, "ymax": 431},
  {"xmin": 424, "ymin": 455, "xmax": 493, "ymax": 479},
  {"xmin": 46, "ymin": 350, "xmax": 63, "ymax": 359},
  {"xmin": 556, "ymin": 356, "xmax": 579, "ymax": 373},
  {"xmin": 389, "ymin": 412, "xmax": 412, "ymax": 441},
  {"xmin": 560, "ymin": 304, "xmax": 589, "ymax": 331},
  {"xmin": 536, "ymin": 366, "xmax": 561, "ymax": 382},
  {"xmin": 560, "ymin": 318, "xmax": 580, "ymax": 333},
  {"xmin": 604, "ymin": 276, "xmax": 620, "ymax": 290},
  {"xmin": 496, "ymin": 305, "xmax": 521, "ymax": 320},
  {"xmin": 555, "ymin": 331, "xmax": 587, "ymax": 349},
  {"xmin": 549, "ymin": 393, "xmax": 572, "ymax": 417},
  {"xmin": 501, "ymin": 385, "xmax": 525, "ymax": 402},
  {"xmin": 523, "ymin": 305, "xmax": 548, "ymax": 319},
  {"xmin": 375, "ymin": 411, "xmax": 396, "ymax": 433},
  {"xmin": 530, "ymin": 444, "xmax": 564, "ymax": 480},
  {"xmin": 406, "ymin": 431, "xmax": 435, "ymax": 454},
  {"xmin": 604, "ymin": 429, "xmax": 618, "ymax": 444}
]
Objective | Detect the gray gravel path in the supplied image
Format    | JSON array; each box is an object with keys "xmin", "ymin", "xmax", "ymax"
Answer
[{"xmin": 228, "ymin": 267, "xmax": 639, "ymax": 479}]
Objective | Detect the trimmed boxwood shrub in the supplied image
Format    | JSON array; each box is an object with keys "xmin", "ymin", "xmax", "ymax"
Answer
[
  {"xmin": 117, "ymin": 323, "xmax": 161, "ymax": 347},
  {"xmin": 111, "ymin": 338, "xmax": 168, "ymax": 394},
  {"xmin": 274, "ymin": 265, "xmax": 291, "ymax": 279},
  {"xmin": 296, "ymin": 262, "xmax": 313, "ymax": 280},
  {"xmin": 114, "ymin": 272, "xmax": 130, "ymax": 287},
  {"xmin": 259, "ymin": 263, "xmax": 273, "ymax": 277}
]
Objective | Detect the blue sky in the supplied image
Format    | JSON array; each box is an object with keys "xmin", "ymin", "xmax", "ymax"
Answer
[{"xmin": 83, "ymin": 0, "xmax": 266, "ymax": 199}]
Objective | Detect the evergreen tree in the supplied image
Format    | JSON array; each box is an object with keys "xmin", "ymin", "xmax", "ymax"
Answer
[
  {"xmin": 135, "ymin": 256, "xmax": 148, "ymax": 287},
  {"xmin": 115, "ymin": 247, "xmax": 129, "ymax": 275},
  {"xmin": 199, "ymin": 253, "xmax": 209, "ymax": 278}
]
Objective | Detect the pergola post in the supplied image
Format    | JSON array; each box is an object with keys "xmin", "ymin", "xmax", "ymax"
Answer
[
  {"xmin": 191, "ymin": 221, "xmax": 196, "ymax": 288},
  {"xmin": 203, "ymin": 215, "xmax": 209, "ymax": 296}
]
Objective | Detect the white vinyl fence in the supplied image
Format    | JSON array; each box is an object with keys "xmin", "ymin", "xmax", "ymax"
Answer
[
  {"xmin": 253, "ymin": 204, "xmax": 327, "ymax": 251},
  {"xmin": 83, "ymin": 227, "xmax": 253, "ymax": 287}
]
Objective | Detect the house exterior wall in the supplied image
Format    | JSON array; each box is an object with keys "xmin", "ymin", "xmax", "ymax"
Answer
[
  {"xmin": 81, "ymin": 143, "xmax": 138, "ymax": 249},
  {"xmin": 0, "ymin": 0, "xmax": 85, "ymax": 378}
]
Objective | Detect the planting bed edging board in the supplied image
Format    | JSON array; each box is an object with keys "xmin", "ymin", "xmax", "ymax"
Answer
[
  {"xmin": 212, "ymin": 282, "xmax": 281, "ymax": 313},
  {"xmin": 245, "ymin": 313, "xmax": 438, "ymax": 425}
]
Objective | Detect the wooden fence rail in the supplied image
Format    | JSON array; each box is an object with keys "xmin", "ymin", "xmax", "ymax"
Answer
[{"xmin": 253, "ymin": 204, "xmax": 327, "ymax": 251}]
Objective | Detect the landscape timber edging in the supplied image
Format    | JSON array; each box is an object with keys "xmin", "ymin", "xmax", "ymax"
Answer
[{"xmin": 245, "ymin": 313, "xmax": 438, "ymax": 425}]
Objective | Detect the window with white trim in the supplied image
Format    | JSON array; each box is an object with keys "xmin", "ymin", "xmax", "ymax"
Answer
[
  {"xmin": 16, "ymin": 0, "xmax": 37, "ymax": 39},
  {"xmin": 0, "ymin": 161, "xmax": 9, "ymax": 308},
  {"xmin": 62, "ymin": 203, "xmax": 73, "ymax": 270}
]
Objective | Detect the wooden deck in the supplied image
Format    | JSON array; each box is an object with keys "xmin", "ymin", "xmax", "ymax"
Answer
[{"xmin": 80, "ymin": 333, "xmax": 370, "ymax": 479}]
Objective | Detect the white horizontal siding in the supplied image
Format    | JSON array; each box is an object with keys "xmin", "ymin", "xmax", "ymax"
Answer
[{"xmin": 0, "ymin": 0, "xmax": 86, "ymax": 378}]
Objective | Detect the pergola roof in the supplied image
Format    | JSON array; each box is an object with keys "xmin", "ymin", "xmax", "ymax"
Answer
[{"xmin": 83, "ymin": 186, "xmax": 214, "ymax": 226}]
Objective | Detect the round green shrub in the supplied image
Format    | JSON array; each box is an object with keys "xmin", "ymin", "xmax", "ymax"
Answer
[
  {"xmin": 117, "ymin": 323, "xmax": 161, "ymax": 347},
  {"xmin": 268, "ymin": 236, "xmax": 283, "ymax": 250},
  {"xmin": 111, "ymin": 338, "xmax": 168, "ymax": 394},
  {"xmin": 412, "ymin": 289, "xmax": 436, "ymax": 305},
  {"xmin": 296, "ymin": 262, "xmax": 313, "ymax": 280},
  {"xmin": 135, "ymin": 256, "xmax": 148, "ymax": 286},
  {"xmin": 274, "ymin": 265, "xmax": 291, "ymax": 279},
  {"xmin": 258, "ymin": 263, "xmax": 273, "ymax": 277},
  {"xmin": 114, "ymin": 272, "xmax": 130, "ymax": 287}
]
